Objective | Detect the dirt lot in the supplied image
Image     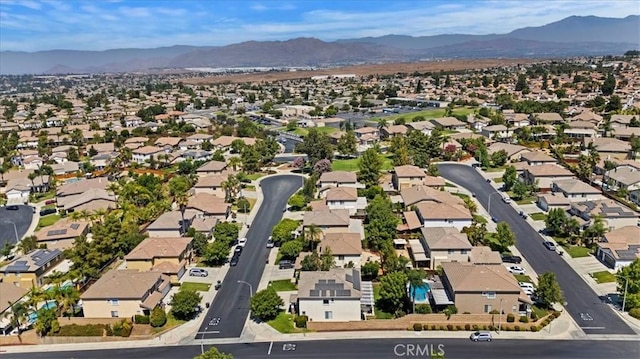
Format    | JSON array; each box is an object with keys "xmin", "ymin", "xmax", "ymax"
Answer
[{"xmin": 183, "ymin": 59, "xmax": 538, "ymax": 85}]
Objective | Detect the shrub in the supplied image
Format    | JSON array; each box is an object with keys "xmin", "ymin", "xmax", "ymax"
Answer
[
  {"xmin": 111, "ymin": 319, "xmax": 132, "ymax": 337},
  {"xmin": 150, "ymin": 307, "xmax": 167, "ymax": 328},
  {"xmin": 54, "ymin": 324, "xmax": 106, "ymax": 337},
  {"xmin": 134, "ymin": 315, "xmax": 150, "ymax": 324},
  {"xmin": 415, "ymin": 304, "xmax": 432, "ymax": 314},
  {"xmin": 505, "ymin": 326, "xmax": 512, "ymax": 331},
  {"xmin": 488, "ymin": 325, "xmax": 495, "ymax": 331},
  {"xmin": 236, "ymin": 197, "xmax": 251, "ymax": 213},
  {"xmin": 464, "ymin": 324, "xmax": 470, "ymax": 330},
  {"xmin": 454, "ymin": 325, "xmax": 461, "ymax": 330},
  {"xmin": 422, "ymin": 324, "xmax": 430, "ymax": 330},
  {"xmin": 514, "ymin": 325, "xmax": 520, "ymax": 331},
  {"xmin": 530, "ymin": 311, "xmax": 538, "ymax": 321},
  {"xmin": 531, "ymin": 326, "xmax": 539, "ymax": 332},
  {"xmin": 506, "ymin": 313, "xmax": 515, "ymax": 323},
  {"xmin": 431, "ymin": 325, "xmax": 437, "ymax": 330},
  {"xmin": 446, "ymin": 324, "xmax": 453, "ymax": 331},
  {"xmin": 413, "ymin": 323, "xmax": 423, "ymax": 331},
  {"xmin": 105, "ymin": 324, "xmax": 113, "ymax": 336},
  {"xmin": 472, "ymin": 324, "xmax": 479, "ymax": 331},
  {"xmin": 439, "ymin": 325, "xmax": 445, "ymax": 330},
  {"xmin": 552, "ymin": 311, "xmax": 561, "ymax": 318},
  {"xmin": 294, "ymin": 315, "xmax": 308, "ymax": 328},
  {"xmin": 482, "ymin": 325, "xmax": 488, "ymax": 330},
  {"xmin": 489, "ymin": 309, "xmax": 500, "ymax": 314},
  {"xmin": 463, "ymin": 312, "xmax": 471, "ymax": 314},
  {"xmin": 519, "ymin": 316, "xmax": 529, "ymax": 323},
  {"xmin": 629, "ymin": 308, "xmax": 640, "ymax": 320}
]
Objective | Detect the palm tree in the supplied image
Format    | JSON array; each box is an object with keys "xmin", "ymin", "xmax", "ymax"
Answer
[
  {"xmin": 68, "ymin": 211, "xmax": 83, "ymax": 221},
  {"xmin": 463, "ymin": 197, "xmax": 477, "ymax": 214},
  {"xmin": 78, "ymin": 209, "xmax": 91, "ymax": 222},
  {"xmin": 221, "ymin": 174, "xmax": 240, "ymax": 203},
  {"xmin": 58, "ymin": 287, "xmax": 80, "ymax": 319},
  {"xmin": 25, "ymin": 287, "xmax": 45, "ymax": 311},
  {"xmin": 92, "ymin": 208, "xmax": 107, "ymax": 224},
  {"xmin": 16, "ymin": 235, "xmax": 38, "ymax": 255},
  {"xmin": 304, "ymin": 224, "xmax": 322, "ymax": 252},
  {"xmin": 407, "ymin": 269, "xmax": 427, "ymax": 313},
  {"xmin": 582, "ymin": 216, "xmax": 607, "ymax": 247},
  {"xmin": 228, "ymin": 156, "xmax": 242, "ymax": 172},
  {"xmin": 3, "ymin": 301, "xmax": 28, "ymax": 341},
  {"xmin": 376, "ymin": 118, "xmax": 389, "ymax": 133},
  {"xmin": 27, "ymin": 172, "xmax": 38, "ymax": 193}
]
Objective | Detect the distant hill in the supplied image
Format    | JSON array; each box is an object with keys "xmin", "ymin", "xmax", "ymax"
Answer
[{"xmin": 0, "ymin": 15, "xmax": 638, "ymax": 75}]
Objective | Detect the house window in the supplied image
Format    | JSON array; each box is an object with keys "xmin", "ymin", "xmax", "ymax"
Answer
[
  {"xmin": 111, "ymin": 311, "xmax": 119, "ymax": 317},
  {"xmin": 323, "ymin": 299, "xmax": 329, "ymax": 305},
  {"xmin": 109, "ymin": 299, "xmax": 119, "ymax": 306},
  {"xmin": 338, "ymin": 255, "xmax": 344, "ymax": 261},
  {"xmin": 484, "ymin": 305, "xmax": 492, "ymax": 313},
  {"xmin": 448, "ymin": 249, "xmax": 454, "ymax": 254},
  {"xmin": 482, "ymin": 292, "xmax": 496, "ymax": 299},
  {"xmin": 460, "ymin": 250, "xmax": 468, "ymax": 254},
  {"xmin": 324, "ymin": 311, "xmax": 333, "ymax": 319}
]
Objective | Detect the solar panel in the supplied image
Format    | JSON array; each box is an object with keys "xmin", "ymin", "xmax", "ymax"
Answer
[
  {"xmin": 70, "ymin": 223, "xmax": 80, "ymax": 230},
  {"xmin": 336, "ymin": 289, "xmax": 351, "ymax": 297}
]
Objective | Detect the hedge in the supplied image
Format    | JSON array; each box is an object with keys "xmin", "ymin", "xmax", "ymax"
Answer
[
  {"xmin": 54, "ymin": 324, "xmax": 107, "ymax": 337},
  {"xmin": 134, "ymin": 315, "xmax": 150, "ymax": 324},
  {"xmin": 629, "ymin": 308, "xmax": 640, "ymax": 320},
  {"xmin": 413, "ymin": 323, "xmax": 423, "ymax": 331},
  {"xmin": 506, "ymin": 313, "xmax": 515, "ymax": 323}
]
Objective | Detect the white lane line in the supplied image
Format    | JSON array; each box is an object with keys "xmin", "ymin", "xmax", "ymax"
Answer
[
  {"xmin": 197, "ymin": 331, "xmax": 221, "ymax": 334},
  {"xmin": 268, "ymin": 341, "xmax": 273, "ymax": 355},
  {"xmin": 582, "ymin": 327, "xmax": 606, "ymax": 330}
]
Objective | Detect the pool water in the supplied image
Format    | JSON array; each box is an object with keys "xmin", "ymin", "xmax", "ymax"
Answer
[{"xmin": 409, "ymin": 282, "xmax": 431, "ymax": 303}]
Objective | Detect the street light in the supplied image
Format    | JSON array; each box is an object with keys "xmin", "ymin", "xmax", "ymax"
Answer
[
  {"xmin": 487, "ymin": 192, "xmax": 502, "ymax": 216},
  {"xmin": 621, "ymin": 276, "xmax": 629, "ymax": 312},
  {"xmin": 237, "ymin": 280, "xmax": 253, "ymax": 297},
  {"xmin": 3, "ymin": 221, "xmax": 19, "ymax": 245},
  {"xmin": 498, "ymin": 298, "xmax": 504, "ymax": 333}
]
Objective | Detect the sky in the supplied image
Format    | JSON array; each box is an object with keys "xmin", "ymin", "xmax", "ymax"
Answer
[{"xmin": 0, "ymin": 0, "xmax": 638, "ymax": 52}]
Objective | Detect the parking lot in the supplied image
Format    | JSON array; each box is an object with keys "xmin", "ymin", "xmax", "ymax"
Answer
[{"xmin": 0, "ymin": 205, "xmax": 34, "ymax": 249}]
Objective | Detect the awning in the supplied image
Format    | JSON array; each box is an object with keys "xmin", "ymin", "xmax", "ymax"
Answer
[
  {"xmin": 408, "ymin": 239, "xmax": 428, "ymax": 262},
  {"xmin": 430, "ymin": 288, "xmax": 454, "ymax": 305},
  {"xmin": 360, "ymin": 281, "xmax": 374, "ymax": 307}
]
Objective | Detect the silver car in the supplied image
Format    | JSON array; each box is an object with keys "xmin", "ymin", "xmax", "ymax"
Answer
[{"xmin": 470, "ymin": 331, "xmax": 492, "ymax": 342}]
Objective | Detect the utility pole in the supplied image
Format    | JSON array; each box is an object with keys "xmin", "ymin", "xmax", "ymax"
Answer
[
  {"xmin": 498, "ymin": 298, "xmax": 504, "ymax": 333},
  {"xmin": 622, "ymin": 277, "xmax": 629, "ymax": 312}
]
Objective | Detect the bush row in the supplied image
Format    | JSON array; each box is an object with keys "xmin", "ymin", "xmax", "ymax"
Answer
[
  {"xmin": 411, "ymin": 321, "xmax": 551, "ymax": 332},
  {"xmin": 629, "ymin": 308, "xmax": 640, "ymax": 320},
  {"xmin": 53, "ymin": 319, "xmax": 133, "ymax": 337}
]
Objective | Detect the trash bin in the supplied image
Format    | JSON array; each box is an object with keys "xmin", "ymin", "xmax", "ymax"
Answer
[{"xmin": 205, "ymin": 302, "xmax": 210, "ymax": 308}]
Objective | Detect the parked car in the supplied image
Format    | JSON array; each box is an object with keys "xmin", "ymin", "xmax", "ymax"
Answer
[
  {"xmin": 230, "ymin": 253, "xmax": 240, "ymax": 266},
  {"xmin": 278, "ymin": 260, "xmax": 294, "ymax": 269},
  {"xmin": 39, "ymin": 208, "xmax": 57, "ymax": 216},
  {"xmin": 266, "ymin": 236, "xmax": 275, "ymax": 248},
  {"xmin": 189, "ymin": 268, "xmax": 208, "ymax": 277},
  {"xmin": 44, "ymin": 200, "xmax": 56, "ymax": 205},
  {"xmin": 470, "ymin": 331, "xmax": 492, "ymax": 342},
  {"xmin": 519, "ymin": 281, "xmax": 535, "ymax": 289},
  {"xmin": 491, "ymin": 216, "xmax": 498, "ymax": 223},
  {"xmin": 543, "ymin": 241, "xmax": 557, "ymax": 251},
  {"xmin": 508, "ymin": 266, "xmax": 526, "ymax": 275},
  {"xmin": 234, "ymin": 246, "xmax": 243, "ymax": 254},
  {"xmin": 502, "ymin": 196, "xmax": 512, "ymax": 204},
  {"xmin": 214, "ymin": 280, "xmax": 222, "ymax": 290},
  {"xmin": 237, "ymin": 237, "xmax": 247, "ymax": 247},
  {"xmin": 501, "ymin": 255, "xmax": 522, "ymax": 264},
  {"xmin": 519, "ymin": 211, "xmax": 527, "ymax": 219},
  {"xmin": 6, "ymin": 205, "xmax": 19, "ymax": 210}
]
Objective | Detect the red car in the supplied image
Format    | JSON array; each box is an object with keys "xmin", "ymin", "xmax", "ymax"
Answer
[{"xmin": 45, "ymin": 200, "xmax": 56, "ymax": 205}]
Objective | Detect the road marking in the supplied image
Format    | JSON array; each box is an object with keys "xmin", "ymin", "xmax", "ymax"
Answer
[
  {"xmin": 197, "ymin": 331, "xmax": 221, "ymax": 334},
  {"xmin": 582, "ymin": 327, "xmax": 606, "ymax": 330},
  {"xmin": 268, "ymin": 341, "xmax": 273, "ymax": 355}
]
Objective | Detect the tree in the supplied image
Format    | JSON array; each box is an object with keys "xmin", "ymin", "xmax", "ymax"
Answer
[
  {"xmin": 377, "ymin": 271, "xmax": 408, "ymax": 314},
  {"xmin": 58, "ymin": 286, "xmax": 80, "ymax": 318},
  {"xmin": 545, "ymin": 208, "xmax": 568, "ymax": 235},
  {"xmin": 313, "ymin": 159, "xmax": 332, "ymax": 175},
  {"xmin": 462, "ymin": 221, "xmax": 488, "ymax": 246},
  {"xmin": 407, "ymin": 269, "xmax": 427, "ymax": 313},
  {"xmin": 34, "ymin": 308, "xmax": 59, "ymax": 337},
  {"xmin": 295, "ymin": 128, "xmax": 333, "ymax": 165},
  {"xmin": 279, "ymin": 240, "xmax": 303, "ymax": 259},
  {"xmin": 304, "ymin": 224, "xmax": 322, "ymax": 251},
  {"xmin": 336, "ymin": 131, "xmax": 358, "ymax": 157},
  {"xmin": 170, "ymin": 289, "xmax": 202, "ymax": 320},
  {"xmin": 250, "ymin": 287, "xmax": 283, "ymax": 321},
  {"xmin": 361, "ymin": 261, "xmax": 380, "ymax": 280},
  {"xmin": 606, "ymin": 95, "xmax": 622, "ymax": 113},
  {"xmin": 320, "ymin": 247, "xmax": 335, "ymax": 270},
  {"xmin": 221, "ymin": 174, "xmax": 241, "ymax": 203},
  {"xmin": 202, "ymin": 241, "xmax": 231, "ymax": 266},
  {"xmin": 358, "ymin": 148, "xmax": 383, "ymax": 187},
  {"xmin": 390, "ymin": 135, "xmax": 410, "ymax": 166},
  {"xmin": 502, "ymin": 165, "xmax": 517, "ymax": 191},
  {"xmin": 236, "ymin": 197, "xmax": 251, "ymax": 213},
  {"xmin": 490, "ymin": 150, "xmax": 508, "ymax": 167},
  {"xmin": 364, "ymin": 195, "xmax": 398, "ymax": 250},
  {"xmin": 512, "ymin": 180, "xmax": 529, "ymax": 200},
  {"xmin": 270, "ymin": 218, "xmax": 300, "ymax": 245},
  {"xmin": 535, "ymin": 272, "xmax": 564, "ymax": 308},
  {"xmin": 301, "ymin": 251, "xmax": 321, "ymax": 271},
  {"xmin": 240, "ymin": 145, "xmax": 261, "ymax": 173},
  {"xmin": 495, "ymin": 222, "xmax": 516, "ymax": 251},
  {"xmin": 287, "ymin": 194, "xmax": 306, "ymax": 211},
  {"xmin": 150, "ymin": 306, "xmax": 167, "ymax": 327},
  {"xmin": 515, "ymin": 74, "xmax": 529, "ymax": 93},
  {"xmin": 16, "ymin": 235, "xmax": 38, "ymax": 254},
  {"xmin": 191, "ymin": 232, "xmax": 209, "ymax": 256},
  {"xmin": 168, "ymin": 175, "xmax": 191, "ymax": 235},
  {"xmin": 427, "ymin": 163, "xmax": 439, "ymax": 177},
  {"xmin": 194, "ymin": 347, "xmax": 234, "ymax": 359},
  {"xmin": 601, "ymin": 73, "xmax": 616, "ymax": 96},
  {"xmin": 617, "ymin": 259, "xmax": 640, "ymax": 310},
  {"xmin": 3, "ymin": 301, "xmax": 27, "ymax": 342},
  {"xmin": 582, "ymin": 216, "xmax": 607, "ymax": 247},
  {"xmin": 463, "ymin": 197, "xmax": 477, "ymax": 214}
]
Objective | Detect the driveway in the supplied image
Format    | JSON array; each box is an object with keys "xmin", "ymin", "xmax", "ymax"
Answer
[
  {"xmin": 439, "ymin": 163, "xmax": 636, "ymax": 335},
  {"xmin": 196, "ymin": 174, "xmax": 303, "ymax": 339},
  {"xmin": 0, "ymin": 205, "xmax": 34, "ymax": 249}
]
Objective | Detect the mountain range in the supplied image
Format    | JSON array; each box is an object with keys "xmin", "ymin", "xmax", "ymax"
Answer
[{"xmin": 0, "ymin": 15, "xmax": 638, "ymax": 75}]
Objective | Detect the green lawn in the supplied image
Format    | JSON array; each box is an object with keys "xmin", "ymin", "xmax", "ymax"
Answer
[
  {"xmin": 445, "ymin": 182, "xmax": 457, "ymax": 187},
  {"xmin": 152, "ymin": 313, "xmax": 186, "ymax": 334},
  {"xmin": 280, "ymin": 126, "xmax": 337, "ymax": 137},
  {"xmin": 530, "ymin": 213, "xmax": 547, "ymax": 221},
  {"xmin": 492, "ymin": 177, "xmax": 504, "ymax": 183},
  {"xmin": 42, "ymin": 204, "xmax": 57, "ymax": 210},
  {"xmin": 451, "ymin": 192, "xmax": 470, "ymax": 200},
  {"xmin": 484, "ymin": 166, "xmax": 507, "ymax": 173},
  {"xmin": 369, "ymin": 107, "xmax": 476, "ymax": 124},
  {"xmin": 232, "ymin": 197, "xmax": 256, "ymax": 212},
  {"xmin": 332, "ymin": 155, "xmax": 393, "ymax": 172},
  {"xmin": 563, "ymin": 246, "xmax": 591, "ymax": 258},
  {"xmin": 532, "ymin": 305, "xmax": 551, "ymax": 320},
  {"xmin": 515, "ymin": 197, "xmax": 535, "ymax": 205},
  {"xmin": 267, "ymin": 311, "xmax": 305, "ymax": 333},
  {"xmin": 180, "ymin": 282, "xmax": 211, "ymax": 292},
  {"xmin": 473, "ymin": 214, "xmax": 488, "ymax": 224},
  {"xmin": 269, "ymin": 279, "xmax": 297, "ymax": 292},
  {"xmin": 514, "ymin": 274, "xmax": 533, "ymax": 283},
  {"xmin": 590, "ymin": 271, "xmax": 616, "ymax": 284},
  {"xmin": 37, "ymin": 214, "xmax": 61, "ymax": 229},
  {"xmin": 32, "ymin": 190, "xmax": 56, "ymax": 202},
  {"xmin": 246, "ymin": 173, "xmax": 267, "ymax": 181}
]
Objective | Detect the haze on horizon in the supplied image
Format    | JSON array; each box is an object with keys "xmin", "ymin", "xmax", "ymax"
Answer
[{"xmin": 0, "ymin": 0, "xmax": 638, "ymax": 52}]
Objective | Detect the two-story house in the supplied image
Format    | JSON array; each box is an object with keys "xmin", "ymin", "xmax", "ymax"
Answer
[
  {"xmin": 570, "ymin": 199, "xmax": 640, "ymax": 231},
  {"xmin": 595, "ymin": 226, "xmax": 640, "ymax": 270},
  {"xmin": 323, "ymin": 187, "xmax": 367, "ymax": 215},
  {"xmin": 415, "ymin": 202, "xmax": 472, "ymax": 231},
  {"xmin": 80, "ymin": 269, "xmax": 171, "ymax": 318},
  {"xmin": 194, "ymin": 174, "xmax": 227, "ymax": 198},
  {"xmin": 303, "ymin": 209, "xmax": 352, "ymax": 234},
  {"xmin": 297, "ymin": 268, "xmax": 363, "ymax": 322},
  {"xmin": 417, "ymin": 227, "xmax": 472, "ymax": 269},
  {"xmin": 520, "ymin": 164, "xmax": 574, "ymax": 191},
  {"xmin": 0, "ymin": 249, "xmax": 64, "ymax": 289},
  {"xmin": 318, "ymin": 232, "xmax": 363, "ymax": 268},
  {"xmin": 520, "ymin": 151, "xmax": 557, "ymax": 166},
  {"xmin": 125, "ymin": 237, "xmax": 193, "ymax": 282},
  {"xmin": 392, "ymin": 165, "xmax": 426, "ymax": 191},
  {"xmin": 132, "ymin": 146, "xmax": 165, "ymax": 164},
  {"xmin": 552, "ymin": 179, "xmax": 603, "ymax": 202},
  {"xmin": 187, "ymin": 193, "xmax": 231, "ymax": 220},
  {"xmin": 146, "ymin": 210, "xmax": 197, "ymax": 238},
  {"xmin": 317, "ymin": 171, "xmax": 362, "ymax": 189},
  {"xmin": 196, "ymin": 160, "xmax": 228, "ymax": 176},
  {"xmin": 481, "ymin": 125, "xmax": 512, "ymax": 140}
]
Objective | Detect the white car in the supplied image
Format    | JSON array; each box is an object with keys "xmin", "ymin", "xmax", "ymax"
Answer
[
  {"xmin": 509, "ymin": 266, "xmax": 526, "ymax": 275},
  {"xmin": 237, "ymin": 237, "xmax": 247, "ymax": 247},
  {"xmin": 502, "ymin": 196, "xmax": 512, "ymax": 204},
  {"xmin": 518, "ymin": 282, "xmax": 535, "ymax": 290}
]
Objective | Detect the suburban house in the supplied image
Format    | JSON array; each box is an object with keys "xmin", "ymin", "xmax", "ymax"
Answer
[
  {"xmin": 323, "ymin": 186, "xmax": 367, "ymax": 215},
  {"xmin": 520, "ymin": 152, "xmax": 558, "ymax": 166},
  {"xmin": 297, "ymin": 268, "xmax": 364, "ymax": 322},
  {"xmin": 469, "ymin": 246, "xmax": 502, "ymax": 265},
  {"xmin": 35, "ymin": 220, "xmax": 90, "ymax": 251},
  {"xmin": 536, "ymin": 193, "xmax": 572, "ymax": 212},
  {"xmin": 146, "ymin": 210, "xmax": 197, "ymax": 238},
  {"xmin": 196, "ymin": 160, "xmax": 228, "ymax": 176},
  {"xmin": 603, "ymin": 166, "xmax": 640, "ymax": 192},
  {"xmin": 303, "ymin": 209, "xmax": 351, "ymax": 234},
  {"xmin": 392, "ymin": 165, "xmax": 426, "ymax": 191},
  {"xmin": 318, "ymin": 232, "xmax": 363, "ymax": 268},
  {"xmin": 212, "ymin": 135, "xmax": 256, "ymax": 149},
  {"xmin": 194, "ymin": 174, "xmax": 227, "ymax": 198},
  {"xmin": 586, "ymin": 137, "xmax": 631, "ymax": 161},
  {"xmin": 595, "ymin": 226, "xmax": 640, "ymax": 270},
  {"xmin": 610, "ymin": 115, "xmax": 638, "ymax": 128},
  {"xmin": 0, "ymin": 282, "xmax": 28, "ymax": 335},
  {"xmin": 552, "ymin": 179, "xmax": 603, "ymax": 201},
  {"xmin": 630, "ymin": 189, "xmax": 640, "ymax": 207},
  {"xmin": 132, "ymin": 146, "xmax": 166, "ymax": 164},
  {"xmin": 415, "ymin": 202, "xmax": 472, "ymax": 230},
  {"xmin": 381, "ymin": 124, "xmax": 408, "ymax": 138},
  {"xmin": 569, "ymin": 199, "xmax": 640, "ymax": 231},
  {"xmin": 505, "ymin": 113, "xmax": 530, "ymax": 128},
  {"xmin": 155, "ymin": 137, "xmax": 182, "ymax": 150},
  {"xmin": 481, "ymin": 125, "xmax": 512, "ymax": 140},
  {"xmin": 440, "ymin": 262, "xmax": 532, "ymax": 316},
  {"xmin": 520, "ymin": 164, "xmax": 574, "ymax": 191},
  {"xmin": 80, "ymin": 270, "xmax": 171, "ymax": 318},
  {"xmin": 565, "ymin": 121, "xmax": 598, "ymax": 139},
  {"xmin": 187, "ymin": 193, "xmax": 231, "ymax": 220},
  {"xmin": 487, "ymin": 142, "xmax": 531, "ymax": 163},
  {"xmin": 406, "ymin": 120, "xmax": 435, "ymax": 135},
  {"xmin": 531, "ymin": 112, "xmax": 563, "ymax": 124},
  {"xmin": 125, "ymin": 237, "xmax": 193, "ymax": 282},
  {"xmin": 317, "ymin": 171, "xmax": 361, "ymax": 189},
  {"xmin": 0, "ymin": 249, "xmax": 64, "ymax": 289},
  {"xmin": 416, "ymin": 227, "xmax": 472, "ymax": 269},
  {"xmin": 400, "ymin": 185, "xmax": 465, "ymax": 207},
  {"xmin": 431, "ymin": 117, "xmax": 466, "ymax": 130},
  {"xmin": 56, "ymin": 177, "xmax": 116, "ymax": 213},
  {"xmin": 353, "ymin": 127, "xmax": 379, "ymax": 146}
]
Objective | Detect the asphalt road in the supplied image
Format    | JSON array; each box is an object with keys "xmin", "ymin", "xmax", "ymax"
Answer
[
  {"xmin": 4, "ymin": 339, "xmax": 639, "ymax": 359},
  {"xmin": 438, "ymin": 163, "xmax": 635, "ymax": 335},
  {"xmin": 196, "ymin": 175, "xmax": 304, "ymax": 339},
  {"xmin": 0, "ymin": 205, "xmax": 33, "ymax": 249}
]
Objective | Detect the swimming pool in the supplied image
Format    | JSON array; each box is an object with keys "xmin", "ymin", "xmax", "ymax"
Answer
[
  {"xmin": 409, "ymin": 281, "xmax": 431, "ymax": 304},
  {"xmin": 28, "ymin": 301, "xmax": 57, "ymax": 324}
]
